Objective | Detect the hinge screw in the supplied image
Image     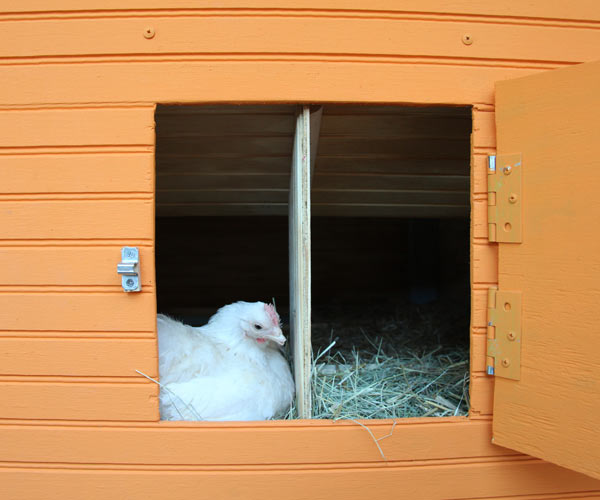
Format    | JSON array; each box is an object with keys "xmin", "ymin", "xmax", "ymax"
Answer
[
  {"xmin": 503, "ymin": 165, "xmax": 512, "ymax": 175},
  {"xmin": 509, "ymin": 193, "xmax": 518, "ymax": 203},
  {"xmin": 502, "ymin": 358, "xmax": 511, "ymax": 368},
  {"xmin": 507, "ymin": 331, "xmax": 516, "ymax": 341},
  {"xmin": 143, "ymin": 27, "xmax": 155, "ymax": 39}
]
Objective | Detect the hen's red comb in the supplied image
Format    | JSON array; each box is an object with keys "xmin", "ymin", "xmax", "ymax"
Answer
[{"xmin": 264, "ymin": 303, "xmax": 280, "ymax": 327}]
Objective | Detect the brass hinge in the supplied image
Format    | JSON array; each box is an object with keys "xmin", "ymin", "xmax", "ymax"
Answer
[
  {"xmin": 486, "ymin": 286, "xmax": 522, "ymax": 380},
  {"xmin": 488, "ymin": 154, "xmax": 522, "ymax": 243}
]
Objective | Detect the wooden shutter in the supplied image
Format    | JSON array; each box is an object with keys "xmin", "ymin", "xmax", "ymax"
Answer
[{"xmin": 492, "ymin": 60, "xmax": 600, "ymax": 479}]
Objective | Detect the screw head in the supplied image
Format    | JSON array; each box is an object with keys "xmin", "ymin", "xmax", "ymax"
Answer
[
  {"xmin": 143, "ymin": 27, "xmax": 155, "ymax": 39},
  {"xmin": 502, "ymin": 358, "xmax": 511, "ymax": 368},
  {"xmin": 507, "ymin": 331, "xmax": 516, "ymax": 341},
  {"xmin": 126, "ymin": 278, "xmax": 135, "ymax": 288},
  {"xmin": 503, "ymin": 165, "xmax": 512, "ymax": 175},
  {"xmin": 462, "ymin": 34, "xmax": 473, "ymax": 45},
  {"xmin": 509, "ymin": 193, "xmax": 518, "ymax": 204}
]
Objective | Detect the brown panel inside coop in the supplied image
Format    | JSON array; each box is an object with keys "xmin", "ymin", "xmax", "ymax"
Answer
[{"xmin": 155, "ymin": 104, "xmax": 471, "ymax": 419}]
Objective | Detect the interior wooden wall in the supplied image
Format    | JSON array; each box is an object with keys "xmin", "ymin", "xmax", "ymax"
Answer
[
  {"xmin": 155, "ymin": 104, "xmax": 471, "ymax": 217},
  {"xmin": 1, "ymin": 1, "xmax": 599, "ymax": 498}
]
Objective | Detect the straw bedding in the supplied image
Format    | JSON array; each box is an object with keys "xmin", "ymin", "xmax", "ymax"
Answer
[{"xmin": 286, "ymin": 296, "xmax": 470, "ymax": 419}]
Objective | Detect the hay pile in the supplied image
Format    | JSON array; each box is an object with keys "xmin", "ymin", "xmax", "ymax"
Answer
[{"xmin": 287, "ymin": 296, "xmax": 470, "ymax": 420}]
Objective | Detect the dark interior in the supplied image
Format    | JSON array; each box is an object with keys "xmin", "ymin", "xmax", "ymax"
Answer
[
  {"xmin": 156, "ymin": 216, "xmax": 469, "ymax": 321},
  {"xmin": 155, "ymin": 104, "xmax": 471, "ymax": 395}
]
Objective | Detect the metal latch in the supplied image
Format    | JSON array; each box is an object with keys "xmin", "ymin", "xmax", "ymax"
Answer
[
  {"xmin": 117, "ymin": 247, "xmax": 141, "ymax": 292},
  {"xmin": 486, "ymin": 286, "xmax": 521, "ymax": 380},
  {"xmin": 488, "ymin": 154, "xmax": 522, "ymax": 243}
]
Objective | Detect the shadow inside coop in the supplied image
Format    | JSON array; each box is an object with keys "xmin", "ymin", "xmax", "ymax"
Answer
[
  {"xmin": 309, "ymin": 216, "xmax": 470, "ymax": 419},
  {"xmin": 156, "ymin": 215, "xmax": 470, "ymax": 420},
  {"xmin": 154, "ymin": 103, "xmax": 471, "ymax": 420}
]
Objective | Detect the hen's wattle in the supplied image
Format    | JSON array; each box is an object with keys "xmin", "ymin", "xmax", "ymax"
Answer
[{"xmin": 157, "ymin": 301, "xmax": 295, "ymax": 421}]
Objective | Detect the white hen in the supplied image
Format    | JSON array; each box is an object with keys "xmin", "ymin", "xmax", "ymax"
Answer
[{"xmin": 157, "ymin": 301, "xmax": 295, "ymax": 421}]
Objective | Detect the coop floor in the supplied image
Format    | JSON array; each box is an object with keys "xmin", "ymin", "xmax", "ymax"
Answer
[{"xmin": 287, "ymin": 293, "xmax": 470, "ymax": 420}]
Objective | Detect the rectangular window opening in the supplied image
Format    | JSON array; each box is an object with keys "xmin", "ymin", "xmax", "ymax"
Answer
[{"xmin": 155, "ymin": 104, "xmax": 471, "ymax": 421}]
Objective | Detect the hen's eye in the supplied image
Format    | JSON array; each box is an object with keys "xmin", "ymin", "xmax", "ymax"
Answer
[{"xmin": 254, "ymin": 324, "xmax": 263, "ymax": 330}]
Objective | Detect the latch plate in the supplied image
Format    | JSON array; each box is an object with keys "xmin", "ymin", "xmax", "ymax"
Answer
[
  {"xmin": 117, "ymin": 247, "xmax": 141, "ymax": 292},
  {"xmin": 487, "ymin": 287, "xmax": 521, "ymax": 380},
  {"xmin": 488, "ymin": 154, "xmax": 522, "ymax": 243}
]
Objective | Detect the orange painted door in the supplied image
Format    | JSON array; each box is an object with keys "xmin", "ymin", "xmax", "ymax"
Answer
[{"xmin": 492, "ymin": 60, "xmax": 600, "ymax": 479}]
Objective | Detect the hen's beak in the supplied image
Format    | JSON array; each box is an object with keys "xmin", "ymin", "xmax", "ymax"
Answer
[{"xmin": 266, "ymin": 327, "xmax": 286, "ymax": 346}]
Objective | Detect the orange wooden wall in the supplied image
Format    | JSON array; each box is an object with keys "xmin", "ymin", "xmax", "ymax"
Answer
[{"xmin": 1, "ymin": 2, "xmax": 599, "ymax": 498}]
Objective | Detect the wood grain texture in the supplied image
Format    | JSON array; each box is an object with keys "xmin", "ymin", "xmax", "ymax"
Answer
[
  {"xmin": 289, "ymin": 108, "xmax": 311, "ymax": 417},
  {"xmin": 3, "ymin": 16, "xmax": 597, "ymax": 64},
  {"xmin": 0, "ymin": 293, "xmax": 156, "ymax": 332},
  {"xmin": 2, "ymin": 1, "xmax": 599, "ymax": 22},
  {"xmin": 471, "ymin": 333, "xmax": 487, "ymax": 373},
  {"xmin": 0, "ymin": 200, "xmax": 153, "ymax": 239},
  {"xmin": 0, "ymin": 381, "xmax": 158, "ymax": 420},
  {"xmin": 471, "ymin": 288, "xmax": 488, "ymax": 329},
  {"xmin": 1, "ymin": 459, "xmax": 598, "ymax": 500},
  {"xmin": 472, "ymin": 198, "xmax": 489, "ymax": 238},
  {"xmin": 319, "ymin": 112, "xmax": 469, "ymax": 139},
  {"xmin": 0, "ymin": 338, "xmax": 157, "ymax": 377},
  {"xmin": 156, "ymin": 172, "xmax": 469, "ymax": 191},
  {"xmin": 155, "ymin": 104, "xmax": 469, "ymax": 217},
  {"xmin": 157, "ymin": 203, "xmax": 469, "ymax": 217},
  {"xmin": 0, "ymin": 1, "xmax": 598, "ymax": 497},
  {"xmin": 0, "ymin": 419, "xmax": 507, "ymax": 465},
  {"xmin": 477, "ymin": 496, "xmax": 600, "ymax": 500},
  {"xmin": 472, "ymin": 241, "xmax": 498, "ymax": 284},
  {"xmin": 0, "ymin": 108, "xmax": 155, "ymax": 147},
  {"xmin": 0, "ymin": 62, "xmax": 541, "ymax": 106},
  {"xmin": 156, "ymin": 189, "xmax": 469, "ymax": 206},
  {"xmin": 472, "ymin": 154, "xmax": 490, "ymax": 194},
  {"xmin": 472, "ymin": 109, "xmax": 496, "ymax": 150},
  {"xmin": 156, "ymin": 111, "xmax": 295, "ymax": 137},
  {"xmin": 0, "ymin": 154, "xmax": 154, "ymax": 194},
  {"xmin": 317, "ymin": 158, "xmax": 469, "ymax": 175},
  {"xmin": 494, "ymin": 60, "xmax": 600, "ymax": 479},
  {"xmin": 0, "ymin": 246, "xmax": 154, "ymax": 286},
  {"xmin": 470, "ymin": 374, "xmax": 493, "ymax": 415},
  {"xmin": 158, "ymin": 136, "xmax": 467, "ymax": 158}
]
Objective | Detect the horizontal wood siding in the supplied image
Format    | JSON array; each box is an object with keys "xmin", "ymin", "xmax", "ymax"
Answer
[
  {"xmin": 0, "ymin": 294, "xmax": 156, "ymax": 332},
  {"xmin": 0, "ymin": 338, "xmax": 157, "ymax": 376},
  {"xmin": 0, "ymin": 108, "xmax": 155, "ymax": 147},
  {"xmin": 0, "ymin": 420, "xmax": 598, "ymax": 498},
  {"xmin": 0, "ymin": 63, "xmax": 561, "ymax": 107},
  {"xmin": 0, "ymin": 420, "xmax": 509, "ymax": 464},
  {"xmin": 0, "ymin": 200, "xmax": 153, "ymax": 239},
  {"xmin": 2, "ymin": 459, "xmax": 599, "ymax": 500},
  {"xmin": 1, "ymin": 16, "xmax": 599, "ymax": 63},
  {"xmin": 0, "ymin": 154, "xmax": 154, "ymax": 193},
  {"xmin": 1, "ymin": 2, "xmax": 599, "ymax": 498},
  {"xmin": 0, "ymin": 246, "xmax": 154, "ymax": 286},
  {"xmin": 2, "ymin": 1, "xmax": 599, "ymax": 21},
  {"xmin": 0, "ymin": 106, "xmax": 157, "ymax": 423},
  {"xmin": 0, "ymin": 380, "xmax": 157, "ymax": 421}
]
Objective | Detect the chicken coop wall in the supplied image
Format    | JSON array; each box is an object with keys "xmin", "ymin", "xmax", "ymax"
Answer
[{"xmin": 1, "ymin": 1, "xmax": 599, "ymax": 498}]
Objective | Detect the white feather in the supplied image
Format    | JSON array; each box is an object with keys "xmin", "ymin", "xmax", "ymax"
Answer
[{"xmin": 157, "ymin": 301, "xmax": 295, "ymax": 421}]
